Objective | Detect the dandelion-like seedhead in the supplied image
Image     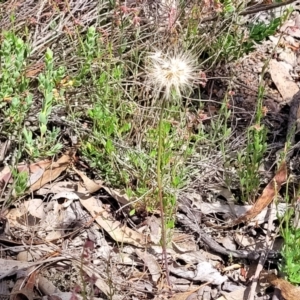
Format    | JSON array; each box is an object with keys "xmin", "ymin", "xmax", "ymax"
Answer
[{"xmin": 145, "ymin": 49, "xmax": 199, "ymax": 101}]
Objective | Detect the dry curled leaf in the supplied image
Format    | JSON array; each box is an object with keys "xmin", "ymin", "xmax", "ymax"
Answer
[
  {"xmin": 216, "ymin": 288, "xmax": 246, "ymax": 300},
  {"xmin": 135, "ymin": 249, "xmax": 161, "ymax": 283},
  {"xmin": 77, "ymin": 184, "xmax": 148, "ymax": 247},
  {"xmin": 102, "ymin": 186, "xmax": 130, "ymax": 205},
  {"xmin": 231, "ymin": 161, "xmax": 287, "ymax": 226},
  {"xmin": 266, "ymin": 273, "xmax": 300, "ymax": 300},
  {"xmin": 169, "ymin": 262, "xmax": 227, "ymax": 285},
  {"xmin": 0, "ymin": 159, "xmax": 51, "ymax": 185},
  {"xmin": 269, "ymin": 60, "xmax": 299, "ymax": 103},
  {"xmin": 72, "ymin": 167, "xmax": 102, "ymax": 194},
  {"xmin": 30, "ymin": 154, "xmax": 71, "ymax": 192},
  {"xmin": 170, "ymin": 284, "xmax": 209, "ymax": 300}
]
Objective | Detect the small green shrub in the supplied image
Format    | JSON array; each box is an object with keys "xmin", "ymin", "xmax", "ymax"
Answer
[
  {"xmin": 279, "ymin": 190, "xmax": 300, "ymax": 284},
  {"xmin": 23, "ymin": 48, "xmax": 64, "ymax": 158},
  {"xmin": 0, "ymin": 32, "xmax": 32, "ymax": 134}
]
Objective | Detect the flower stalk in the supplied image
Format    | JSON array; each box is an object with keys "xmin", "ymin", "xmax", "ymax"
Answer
[
  {"xmin": 146, "ymin": 48, "xmax": 201, "ymax": 288},
  {"xmin": 157, "ymin": 97, "xmax": 171, "ymax": 286}
]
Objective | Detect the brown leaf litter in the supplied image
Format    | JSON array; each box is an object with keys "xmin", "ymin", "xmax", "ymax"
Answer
[
  {"xmin": 265, "ymin": 273, "xmax": 300, "ymax": 300},
  {"xmin": 205, "ymin": 161, "xmax": 287, "ymax": 228}
]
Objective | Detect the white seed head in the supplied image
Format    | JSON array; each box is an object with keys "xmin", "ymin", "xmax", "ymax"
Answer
[{"xmin": 146, "ymin": 50, "xmax": 199, "ymax": 100}]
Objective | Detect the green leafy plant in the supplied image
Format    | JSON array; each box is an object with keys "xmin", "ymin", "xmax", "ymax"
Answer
[
  {"xmin": 279, "ymin": 186, "xmax": 300, "ymax": 284},
  {"xmin": 78, "ymin": 26, "xmax": 98, "ymax": 78},
  {"xmin": 209, "ymin": 97, "xmax": 232, "ymax": 158},
  {"xmin": 0, "ymin": 32, "xmax": 32, "ymax": 134},
  {"xmin": 23, "ymin": 48, "xmax": 64, "ymax": 158},
  {"xmin": 221, "ymin": 0, "xmax": 236, "ymax": 14},
  {"xmin": 237, "ymin": 86, "xmax": 267, "ymax": 202},
  {"xmin": 12, "ymin": 168, "xmax": 28, "ymax": 198},
  {"xmin": 280, "ymin": 224, "xmax": 300, "ymax": 284},
  {"xmin": 81, "ymin": 59, "xmax": 130, "ymax": 185},
  {"xmin": 205, "ymin": 8, "xmax": 290, "ymax": 63},
  {"xmin": 249, "ymin": 17, "xmax": 282, "ymax": 42}
]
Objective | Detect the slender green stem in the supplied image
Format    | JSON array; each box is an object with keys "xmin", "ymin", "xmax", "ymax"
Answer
[{"xmin": 157, "ymin": 98, "xmax": 171, "ymax": 287}]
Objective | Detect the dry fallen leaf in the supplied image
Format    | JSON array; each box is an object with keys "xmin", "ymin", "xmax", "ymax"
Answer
[
  {"xmin": 35, "ymin": 181, "xmax": 76, "ymax": 195},
  {"xmin": 73, "ymin": 167, "xmax": 130, "ymax": 204},
  {"xmin": 266, "ymin": 273, "xmax": 300, "ymax": 300},
  {"xmin": 102, "ymin": 186, "xmax": 130, "ymax": 205},
  {"xmin": 80, "ymin": 196, "xmax": 148, "ymax": 247},
  {"xmin": 193, "ymin": 200, "xmax": 287, "ymax": 225},
  {"xmin": 145, "ymin": 215, "xmax": 161, "ymax": 244},
  {"xmin": 23, "ymin": 198, "xmax": 45, "ymax": 219},
  {"xmin": 230, "ymin": 161, "xmax": 287, "ymax": 226},
  {"xmin": 169, "ymin": 284, "xmax": 209, "ymax": 300},
  {"xmin": 280, "ymin": 19, "xmax": 300, "ymax": 39},
  {"xmin": 268, "ymin": 60, "xmax": 299, "ymax": 103},
  {"xmin": 72, "ymin": 167, "xmax": 102, "ymax": 194},
  {"xmin": 135, "ymin": 249, "xmax": 161, "ymax": 283},
  {"xmin": 0, "ymin": 257, "xmax": 66, "ymax": 280},
  {"xmin": 169, "ymin": 262, "xmax": 227, "ymax": 285},
  {"xmin": 0, "ymin": 159, "xmax": 51, "ymax": 185},
  {"xmin": 30, "ymin": 154, "xmax": 71, "ymax": 192},
  {"xmin": 72, "ymin": 260, "xmax": 111, "ymax": 297},
  {"xmin": 216, "ymin": 288, "xmax": 247, "ymax": 300},
  {"xmin": 77, "ymin": 184, "xmax": 148, "ymax": 247}
]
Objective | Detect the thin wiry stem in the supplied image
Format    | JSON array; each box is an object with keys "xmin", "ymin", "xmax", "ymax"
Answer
[{"xmin": 157, "ymin": 97, "xmax": 171, "ymax": 288}]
